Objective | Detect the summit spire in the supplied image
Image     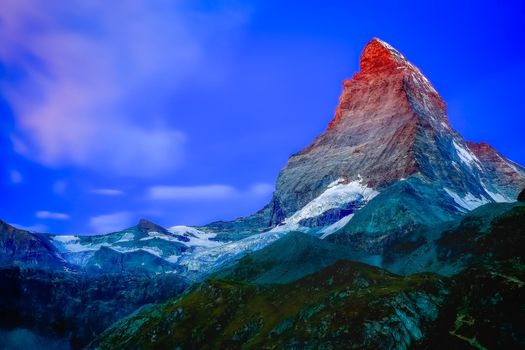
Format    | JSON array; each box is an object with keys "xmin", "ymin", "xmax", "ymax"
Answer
[
  {"xmin": 359, "ymin": 38, "xmax": 410, "ymax": 74},
  {"xmin": 328, "ymin": 37, "xmax": 445, "ymax": 130},
  {"xmin": 268, "ymin": 37, "xmax": 525, "ymax": 225}
]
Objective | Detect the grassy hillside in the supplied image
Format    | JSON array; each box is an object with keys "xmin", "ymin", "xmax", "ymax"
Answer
[{"xmin": 91, "ymin": 260, "xmax": 446, "ymax": 349}]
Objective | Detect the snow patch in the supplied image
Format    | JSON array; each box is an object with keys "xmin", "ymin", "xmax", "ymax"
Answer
[
  {"xmin": 320, "ymin": 214, "xmax": 354, "ymax": 239},
  {"xmin": 165, "ymin": 254, "xmax": 181, "ymax": 263},
  {"xmin": 116, "ymin": 232, "xmax": 134, "ymax": 243},
  {"xmin": 267, "ymin": 178, "xmax": 377, "ymax": 236},
  {"xmin": 269, "ymin": 223, "xmax": 304, "ymax": 233},
  {"xmin": 139, "ymin": 247, "xmax": 163, "ymax": 257},
  {"xmin": 485, "ymin": 190, "xmax": 512, "ymax": 203},
  {"xmin": 52, "ymin": 236, "xmax": 101, "ymax": 253},
  {"xmin": 327, "ymin": 177, "xmax": 346, "ymax": 188},
  {"xmin": 100, "ymin": 245, "xmax": 165, "ymax": 257},
  {"xmin": 169, "ymin": 226, "xmax": 205, "ymax": 236},
  {"xmin": 179, "ymin": 231, "xmax": 286, "ymax": 273},
  {"xmin": 444, "ymin": 188, "xmax": 489, "ymax": 212},
  {"xmin": 168, "ymin": 226, "xmax": 222, "ymax": 248},
  {"xmin": 452, "ymin": 140, "xmax": 482, "ymax": 170},
  {"xmin": 481, "ymin": 183, "xmax": 513, "ymax": 203},
  {"xmin": 52, "ymin": 235, "xmax": 78, "ymax": 243},
  {"xmin": 284, "ymin": 179, "xmax": 378, "ymax": 225},
  {"xmin": 139, "ymin": 231, "xmax": 178, "ymax": 242}
]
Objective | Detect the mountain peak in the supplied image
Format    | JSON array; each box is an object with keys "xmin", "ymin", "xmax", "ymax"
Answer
[
  {"xmin": 359, "ymin": 38, "xmax": 409, "ymax": 75},
  {"xmin": 328, "ymin": 37, "xmax": 445, "ymax": 130},
  {"xmin": 137, "ymin": 218, "xmax": 167, "ymax": 233},
  {"xmin": 0, "ymin": 220, "xmax": 23, "ymax": 233},
  {"xmin": 267, "ymin": 38, "xmax": 525, "ymax": 225}
]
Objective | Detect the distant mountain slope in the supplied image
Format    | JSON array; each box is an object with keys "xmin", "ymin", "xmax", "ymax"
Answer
[
  {"xmin": 383, "ymin": 201, "xmax": 525, "ymax": 276},
  {"xmin": 44, "ymin": 219, "xmax": 224, "ymax": 274},
  {"xmin": 0, "ymin": 220, "xmax": 66, "ymax": 270},
  {"xmin": 85, "ymin": 246, "xmax": 176, "ymax": 274},
  {"xmin": 214, "ymin": 231, "xmax": 380, "ymax": 284}
]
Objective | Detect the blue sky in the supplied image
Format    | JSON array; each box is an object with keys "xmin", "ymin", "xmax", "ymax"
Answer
[{"xmin": 1, "ymin": 0, "xmax": 524, "ymax": 234}]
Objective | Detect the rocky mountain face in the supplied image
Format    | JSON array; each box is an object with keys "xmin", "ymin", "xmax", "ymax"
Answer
[
  {"xmin": 47, "ymin": 218, "xmax": 227, "ymax": 275},
  {"xmin": 0, "ymin": 220, "xmax": 66, "ymax": 270},
  {"xmin": 196, "ymin": 38, "xmax": 525, "ymax": 267},
  {"xmin": 273, "ymin": 38, "xmax": 522, "ymax": 218}
]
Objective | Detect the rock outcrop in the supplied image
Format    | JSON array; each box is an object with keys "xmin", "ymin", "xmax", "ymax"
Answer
[
  {"xmin": 0, "ymin": 220, "xmax": 65, "ymax": 270},
  {"xmin": 518, "ymin": 187, "xmax": 525, "ymax": 202}
]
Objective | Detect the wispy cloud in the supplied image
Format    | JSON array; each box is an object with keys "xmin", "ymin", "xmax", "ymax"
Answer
[
  {"xmin": 36, "ymin": 210, "xmax": 70, "ymax": 220},
  {"xmin": 9, "ymin": 170, "xmax": 22, "ymax": 184},
  {"xmin": 89, "ymin": 211, "xmax": 134, "ymax": 233},
  {"xmin": 53, "ymin": 180, "xmax": 68, "ymax": 195},
  {"xmin": 0, "ymin": 0, "xmax": 248, "ymax": 177},
  {"xmin": 91, "ymin": 189, "xmax": 125, "ymax": 196},
  {"xmin": 148, "ymin": 185, "xmax": 237, "ymax": 200},
  {"xmin": 147, "ymin": 182, "xmax": 273, "ymax": 201},
  {"xmin": 248, "ymin": 182, "xmax": 274, "ymax": 196}
]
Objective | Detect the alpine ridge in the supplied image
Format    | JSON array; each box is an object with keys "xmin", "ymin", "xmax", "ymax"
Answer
[{"xmin": 262, "ymin": 38, "xmax": 525, "ymax": 244}]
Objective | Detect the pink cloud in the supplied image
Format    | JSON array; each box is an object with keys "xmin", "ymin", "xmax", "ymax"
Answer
[
  {"xmin": 36, "ymin": 210, "xmax": 70, "ymax": 220},
  {"xmin": 0, "ymin": 0, "xmax": 248, "ymax": 177},
  {"xmin": 90, "ymin": 189, "xmax": 124, "ymax": 196},
  {"xmin": 88, "ymin": 211, "xmax": 134, "ymax": 233},
  {"xmin": 9, "ymin": 170, "xmax": 23, "ymax": 184},
  {"xmin": 147, "ymin": 182, "xmax": 274, "ymax": 201}
]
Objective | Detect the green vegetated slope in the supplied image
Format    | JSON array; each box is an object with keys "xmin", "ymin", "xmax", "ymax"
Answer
[
  {"xmin": 92, "ymin": 203, "xmax": 525, "ymax": 349},
  {"xmin": 91, "ymin": 261, "xmax": 445, "ymax": 350},
  {"xmin": 417, "ymin": 204, "xmax": 525, "ymax": 349}
]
